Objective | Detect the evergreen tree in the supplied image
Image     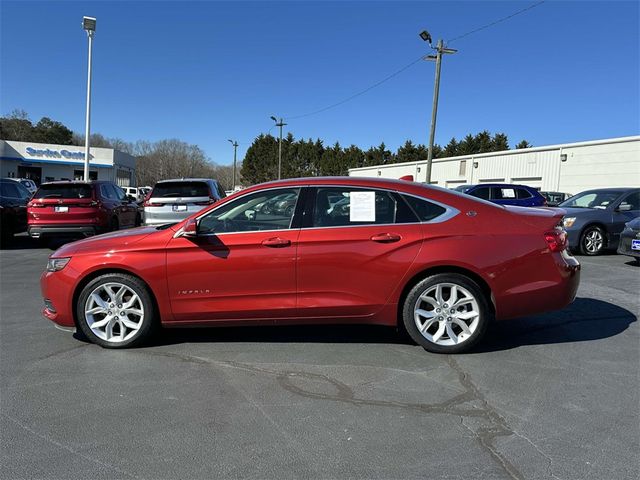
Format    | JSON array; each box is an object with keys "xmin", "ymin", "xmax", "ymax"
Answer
[
  {"xmin": 516, "ymin": 140, "xmax": 532, "ymax": 149},
  {"xmin": 443, "ymin": 137, "xmax": 459, "ymax": 157},
  {"xmin": 492, "ymin": 133, "xmax": 509, "ymax": 151}
]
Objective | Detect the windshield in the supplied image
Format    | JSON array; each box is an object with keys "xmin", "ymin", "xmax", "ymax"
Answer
[
  {"xmin": 34, "ymin": 184, "xmax": 93, "ymax": 199},
  {"xmin": 559, "ymin": 190, "xmax": 622, "ymax": 209},
  {"xmin": 152, "ymin": 181, "xmax": 210, "ymax": 198}
]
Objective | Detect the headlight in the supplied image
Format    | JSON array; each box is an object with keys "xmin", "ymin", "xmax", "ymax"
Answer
[
  {"xmin": 46, "ymin": 257, "xmax": 71, "ymax": 272},
  {"xmin": 563, "ymin": 217, "xmax": 576, "ymax": 228}
]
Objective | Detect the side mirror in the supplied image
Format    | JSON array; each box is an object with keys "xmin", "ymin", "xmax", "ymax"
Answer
[
  {"xmin": 182, "ymin": 218, "xmax": 198, "ymax": 237},
  {"xmin": 617, "ymin": 203, "xmax": 632, "ymax": 212}
]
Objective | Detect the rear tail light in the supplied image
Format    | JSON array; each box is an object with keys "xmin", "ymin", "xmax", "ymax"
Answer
[
  {"xmin": 28, "ymin": 202, "xmax": 45, "ymax": 208},
  {"xmin": 544, "ymin": 229, "xmax": 568, "ymax": 252},
  {"xmin": 142, "ymin": 191, "xmax": 154, "ymax": 207}
]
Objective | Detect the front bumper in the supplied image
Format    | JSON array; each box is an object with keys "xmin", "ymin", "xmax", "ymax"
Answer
[{"xmin": 41, "ymin": 268, "xmax": 77, "ymax": 328}]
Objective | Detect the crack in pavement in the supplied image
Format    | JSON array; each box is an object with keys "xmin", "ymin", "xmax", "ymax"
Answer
[{"xmin": 134, "ymin": 349, "xmax": 526, "ymax": 479}]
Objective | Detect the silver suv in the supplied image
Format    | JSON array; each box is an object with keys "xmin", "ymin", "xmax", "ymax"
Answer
[{"xmin": 143, "ymin": 178, "xmax": 225, "ymax": 226}]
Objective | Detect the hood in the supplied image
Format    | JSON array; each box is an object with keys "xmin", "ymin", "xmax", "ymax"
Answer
[
  {"xmin": 52, "ymin": 226, "xmax": 159, "ymax": 257},
  {"xmin": 559, "ymin": 207, "xmax": 607, "ymax": 217}
]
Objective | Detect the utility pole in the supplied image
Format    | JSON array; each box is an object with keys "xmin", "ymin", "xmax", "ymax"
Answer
[
  {"xmin": 227, "ymin": 139, "xmax": 239, "ymax": 190},
  {"xmin": 420, "ymin": 32, "xmax": 457, "ymax": 184},
  {"xmin": 271, "ymin": 116, "xmax": 287, "ymax": 180},
  {"xmin": 82, "ymin": 16, "xmax": 96, "ymax": 182}
]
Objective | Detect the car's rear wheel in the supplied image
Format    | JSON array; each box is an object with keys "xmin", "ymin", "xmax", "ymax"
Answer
[
  {"xmin": 580, "ymin": 226, "xmax": 605, "ymax": 255},
  {"xmin": 402, "ymin": 274, "xmax": 490, "ymax": 354},
  {"xmin": 76, "ymin": 273, "xmax": 156, "ymax": 348}
]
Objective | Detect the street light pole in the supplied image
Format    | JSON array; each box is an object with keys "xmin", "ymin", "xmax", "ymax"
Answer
[
  {"xmin": 82, "ymin": 16, "xmax": 96, "ymax": 182},
  {"xmin": 420, "ymin": 33, "xmax": 457, "ymax": 184},
  {"xmin": 228, "ymin": 139, "xmax": 239, "ymax": 190},
  {"xmin": 271, "ymin": 116, "xmax": 287, "ymax": 180}
]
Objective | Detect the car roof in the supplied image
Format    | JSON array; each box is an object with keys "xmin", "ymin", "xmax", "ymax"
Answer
[
  {"xmin": 466, "ymin": 183, "xmax": 535, "ymax": 189},
  {"xmin": 155, "ymin": 178, "xmax": 216, "ymax": 183}
]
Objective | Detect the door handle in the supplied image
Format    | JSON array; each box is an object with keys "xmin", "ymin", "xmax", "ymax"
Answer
[
  {"xmin": 261, "ymin": 237, "xmax": 291, "ymax": 248},
  {"xmin": 370, "ymin": 233, "xmax": 402, "ymax": 243}
]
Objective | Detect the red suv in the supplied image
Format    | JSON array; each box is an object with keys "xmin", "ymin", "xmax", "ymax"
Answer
[{"xmin": 28, "ymin": 181, "xmax": 140, "ymax": 239}]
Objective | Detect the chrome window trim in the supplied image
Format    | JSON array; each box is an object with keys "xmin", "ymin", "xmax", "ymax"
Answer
[{"xmin": 176, "ymin": 184, "xmax": 459, "ymax": 237}]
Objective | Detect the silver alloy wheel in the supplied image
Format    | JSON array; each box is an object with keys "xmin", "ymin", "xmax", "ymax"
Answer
[
  {"xmin": 84, "ymin": 282, "xmax": 145, "ymax": 343},
  {"xmin": 414, "ymin": 283, "xmax": 480, "ymax": 346},
  {"xmin": 584, "ymin": 230, "xmax": 604, "ymax": 253}
]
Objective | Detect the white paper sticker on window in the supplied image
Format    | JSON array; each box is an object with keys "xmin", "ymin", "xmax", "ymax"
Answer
[
  {"xmin": 501, "ymin": 188, "xmax": 516, "ymax": 198},
  {"xmin": 349, "ymin": 191, "xmax": 376, "ymax": 222}
]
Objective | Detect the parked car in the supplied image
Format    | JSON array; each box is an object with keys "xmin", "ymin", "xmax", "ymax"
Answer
[
  {"xmin": 559, "ymin": 188, "xmax": 640, "ymax": 255},
  {"xmin": 143, "ymin": 178, "xmax": 225, "ymax": 226},
  {"xmin": 123, "ymin": 187, "xmax": 149, "ymax": 202},
  {"xmin": 27, "ymin": 181, "xmax": 140, "ymax": 239},
  {"xmin": 540, "ymin": 191, "xmax": 571, "ymax": 207},
  {"xmin": 616, "ymin": 217, "xmax": 640, "ymax": 264},
  {"xmin": 0, "ymin": 178, "xmax": 31, "ymax": 241},
  {"xmin": 6, "ymin": 177, "xmax": 38, "ymax": 195},
  {"xmin": 41, "ymin": 177, "xmax": 580, "ymax": 353},
  {"xmin": 454, "ymin": 184, "xmax": 546, "ymax": 207},
  {"xmin": 258, "ymin": 192, "xmax": 297, "ymax": 216}
]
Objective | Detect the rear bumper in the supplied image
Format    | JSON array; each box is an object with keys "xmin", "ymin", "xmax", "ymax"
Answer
[
  {"xmin": 617, "ymin": 234, "xmax": 640, "ymax": 257},
  {"xmin": 495, "ymin": 250, "xmax": 581, "ymax": 320},
  {"xmin": 28, "ymin": 225, "xmax": 101, "ymax": 238}
]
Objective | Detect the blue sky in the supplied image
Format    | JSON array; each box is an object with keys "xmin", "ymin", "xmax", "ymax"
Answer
[{"xmin": 1, "ymin": 1, "xmax": 639, "ymax": 165}]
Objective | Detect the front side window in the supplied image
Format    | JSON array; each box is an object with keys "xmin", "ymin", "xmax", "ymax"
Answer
[
  {"xmin": 312, "ymin": 188, "xmax": 401, "ymax": 227},
  {"xmin": 100, "ymin": 184, "xmax": 116, "ymax": 200},
  {"xmin": 198, "ymin": 188, "xmax": 300, "ymax": 234},
  {"xmin": 619, "ymin": 192, "xmax": 640, "ymax": 211},
  {"xmin": 113, "ymin": 185, "xmax": 127, "ymax": 201},
  {"xmin": 516, "ymin": 188, "xmax": 533, "ymax": 199}
]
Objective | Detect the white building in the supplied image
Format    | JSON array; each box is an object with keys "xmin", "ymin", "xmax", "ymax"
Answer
[
  {"xmin": 349, "ymin": 136, "xmax": 640, "ymax": 194},
  {"xmin": 0, "ymin": 140, "xmax": 136, "ymax": 187}
]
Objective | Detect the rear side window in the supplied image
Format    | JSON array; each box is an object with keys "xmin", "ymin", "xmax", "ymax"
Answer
[
  {"xmin": 401, "ymin": 194, "xmax": 447, "ymax": 222},
  {"xmin": 1, "ymin": 182, "xmax": 29, "ymax": 199},
  {"xmin": 312, "ymin": 187, "xmax": 400, "ymax": 227},
  {"xmin": 152, "ymin": 181, "xmax": 210, "ymax": 198},
  {"xmin": 34, "ymin": 184, "xmax": 93, "ymax": 199},
  {"xmin": 470, "ymin": 187, "xmax": 491, "ymax": 200},
  {"xmin": 516, "ymin": 188, "xmax": 533, "ymax": 199},
  {"xmin": 100, "ymin": 184, "xmax": 116, "ymax": 200}
]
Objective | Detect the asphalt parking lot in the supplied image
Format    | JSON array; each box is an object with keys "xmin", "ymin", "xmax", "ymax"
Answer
[{"xmin": 1, "ymin": 236, "xmax": 638, "ymax": 480}]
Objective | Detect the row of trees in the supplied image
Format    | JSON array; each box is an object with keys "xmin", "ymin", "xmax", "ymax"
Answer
[
  {"xmin": 2, "ymin": 110, "xmax": 533, "ymax": 188},
  {"xmin": 240, "ymin": 131, "xmax": 532, "ymax": 185}
]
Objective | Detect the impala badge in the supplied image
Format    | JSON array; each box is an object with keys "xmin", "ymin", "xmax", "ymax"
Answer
[{"xmin": 177, "ymin": 289, "xmax": 210, "ymax": 295}]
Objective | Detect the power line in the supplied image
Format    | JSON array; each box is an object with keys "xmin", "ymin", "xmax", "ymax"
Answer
[
  {"xmin": 284, "ymin": 55, "xmax": 425, "ymax": 120},
  {"xmin": 281, "ymin": 0, "xmax": 546, "ymax": 121},
  {"xmin": 447, "ymin": 0, "xmax": 546, "ymax": 44}
]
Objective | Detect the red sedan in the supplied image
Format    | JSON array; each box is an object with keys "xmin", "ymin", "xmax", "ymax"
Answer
[{"xmin": 41, "ymin": 177, "xmax": 580, "ymax": 353}]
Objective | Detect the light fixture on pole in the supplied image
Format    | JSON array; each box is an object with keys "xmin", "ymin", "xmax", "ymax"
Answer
[
  {"xmin": 420, "ymin": 30, "xmax": 457, "ymax": 184},
  {"xmin": 270, "ymin": 116, "xmax": 287, "ymax": 180},
  {"xmin": 227, "ymin": 139, "xmax": 239, "ymax": 190},
  {"xmin": 82, "ymin": 16, "xmax": 96, "ymax": 182}
]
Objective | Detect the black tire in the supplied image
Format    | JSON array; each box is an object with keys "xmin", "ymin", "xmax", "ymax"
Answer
[
  {"xmin": 580, "ymin": 225, "xmax": 606, "ymax": 256},
  {"xmin": 76, "ymin": 273, "xmax": 156, "ymax": 348},
  {"xmin": 285, "ymin": 205, "xmax": 294, "ymax": 217},
  {"xmin": 135, "ymin": 213, "xmax": 142, "ymax": 227},
  {"xmin": 261, "ymin": 204, "xmax": 272, "ymax": 215},
  {"xmin": 110, "ymin": 217, "xmax": 119, "ymax": 232},
  {"xmin": 402, "ymin": 273, "xmax": 490, "ymax": 354}
]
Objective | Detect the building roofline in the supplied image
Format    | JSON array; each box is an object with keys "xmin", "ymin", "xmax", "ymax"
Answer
[{"xmin": 348, "ymin": 135, "xmax": 640, "ymax": 172}]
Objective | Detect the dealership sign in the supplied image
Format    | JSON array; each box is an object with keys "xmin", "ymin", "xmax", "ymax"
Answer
[{"xmin": 26, "ymin": 147, "xmax": 92, "ymax": 160}]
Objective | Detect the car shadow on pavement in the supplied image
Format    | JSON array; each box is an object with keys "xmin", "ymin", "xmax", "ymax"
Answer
[
  {"xmin": 474, "ymin": 297, "xmax": 637, "ymax": 353},
  {"xmin": 145, "ymin": 297, "xmax": 635, "ymax": 352},
  {"xmin": 0, "ymin": 234, "xmax": 75, "ymax": 251}
]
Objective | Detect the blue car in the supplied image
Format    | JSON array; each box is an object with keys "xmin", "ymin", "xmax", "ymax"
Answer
[
  {"xmin": 454, "ymin": 184, "xmax": 546, "ymax": 207},
  {"xmin": 559, "ymin": 188, "xmax": 640, "ymax": 255}
]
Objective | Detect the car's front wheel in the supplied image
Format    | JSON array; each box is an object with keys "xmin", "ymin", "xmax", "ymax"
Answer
[
  {"xmin": 76, "ymin": 273, "xmax": 156, "ymax": 348},
  {"xmin": 580, "ymin": 226, "xmax": 606, "ymax": 255},
  {"xmin": 402, "ymin": 273, "xmax": 490, "ymax": 354}
]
